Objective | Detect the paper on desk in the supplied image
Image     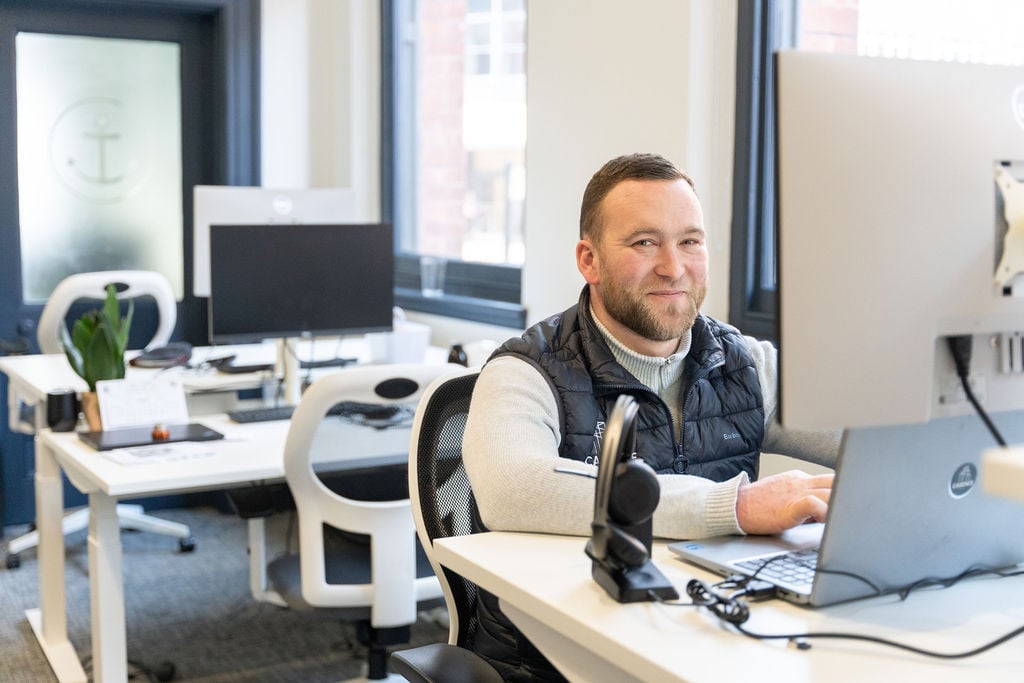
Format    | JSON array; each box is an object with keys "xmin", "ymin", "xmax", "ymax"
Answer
[
  {"xmin": 96, "ymin": 378, "xmax": 189, "ymax": 430},
  {"xmin": 103, "ymin": 441, "xmax": 217, "ymax": 466}
]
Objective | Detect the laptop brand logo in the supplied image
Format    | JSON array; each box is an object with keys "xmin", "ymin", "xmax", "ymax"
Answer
[
  {"xmin": 949, "ymin": 463, "xmax": 977, "ymax": 498},
  {"xmin": 1014, "ymin": 85, "xmax": 1024, "ymax": 133}
]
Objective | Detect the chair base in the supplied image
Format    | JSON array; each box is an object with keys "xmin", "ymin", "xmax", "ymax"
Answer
[
  {"xmin": 357, "ymin": 622, "xmax": 411, "ymax": 680},
  {"xmin": 5, "ymin": 505, "xmax": 194, "ymax": 569}
]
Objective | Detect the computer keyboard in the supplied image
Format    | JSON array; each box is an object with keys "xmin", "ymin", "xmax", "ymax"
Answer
[
  {"xmin": 228, "ymin": 405, "xmax": 295, "ymax": 423},
  {"xmin": 228, "ymin": 401, "xmax": 406, "ymax": 424},
  {"xmin": 299, "ymin": 357, "xmax": 356, "ymax": 369}
]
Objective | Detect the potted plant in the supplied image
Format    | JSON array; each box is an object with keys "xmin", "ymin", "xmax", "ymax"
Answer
[{"xmin": 60, "ymin": 283, "xmax": 133, "ymax": 430}]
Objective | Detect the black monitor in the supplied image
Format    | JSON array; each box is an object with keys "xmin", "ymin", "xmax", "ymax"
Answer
[{"xmin": 208, "ymin": 223, "xmax": 394, "ymax": 344}]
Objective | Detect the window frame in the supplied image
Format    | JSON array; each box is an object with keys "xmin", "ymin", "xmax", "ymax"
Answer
[
  {"xmin": 381, "ymin": 0, "xmax": 526, "ymax": 329},
  {"xmin": 728, "ymin": 0, "xmax": 797, "ymax": 343}
]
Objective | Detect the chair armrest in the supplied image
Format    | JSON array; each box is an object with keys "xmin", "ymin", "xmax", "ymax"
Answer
[{"xmin": 390, "ymin": 643, "xmax": 504, "ymax": 683}]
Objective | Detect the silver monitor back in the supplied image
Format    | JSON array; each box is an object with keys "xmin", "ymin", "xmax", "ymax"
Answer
[
  {"xmin": 776, "ymin": 51, "xmax": 1024, "ymax": 431},
  {"xmin": 193, "ymin": 186, "xmax": 365, "ymax": 297}
]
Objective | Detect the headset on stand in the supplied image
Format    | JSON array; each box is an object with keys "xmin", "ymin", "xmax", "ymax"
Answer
[{"xmin": 585, "ymin": 394, "xmax": 679, "ymax": 603}]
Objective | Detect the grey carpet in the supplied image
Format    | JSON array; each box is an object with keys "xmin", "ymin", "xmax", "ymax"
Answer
[{"xmin": 0, "ymin": 506, "xmax": 448, "ymax": 682}]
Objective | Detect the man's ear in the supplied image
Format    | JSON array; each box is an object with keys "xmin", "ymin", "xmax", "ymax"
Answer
[{"xmin": 577, "ymin": 239, "xmax": 601, "ymax": 285}]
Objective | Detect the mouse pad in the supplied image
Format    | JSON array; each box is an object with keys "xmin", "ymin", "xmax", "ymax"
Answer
[{"xmin": 78, "ymin": 422, "xmax": 224, "ymax": 451}]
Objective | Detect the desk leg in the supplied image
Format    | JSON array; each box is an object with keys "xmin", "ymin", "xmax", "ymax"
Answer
[
  {"xmin": 29, "ymin": 437, "xmax": 87, "ymax": 683},
  {"xmin": 247, "ymin": 518, "xmax": 286, "ymax": 607},
  {"xmin": 89, "ymin": 493, "xmax": 127, "ymax": 683}
]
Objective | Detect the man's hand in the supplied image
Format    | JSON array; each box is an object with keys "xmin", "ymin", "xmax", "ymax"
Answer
[{"xmin": 735, "ymin": 470, "xmax": 833, "ymax": 535}]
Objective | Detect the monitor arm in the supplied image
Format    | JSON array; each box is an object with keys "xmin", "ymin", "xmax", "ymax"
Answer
[{"xmin": 994, "ymin": 165, "xmax": 1024, "ymax": 292}]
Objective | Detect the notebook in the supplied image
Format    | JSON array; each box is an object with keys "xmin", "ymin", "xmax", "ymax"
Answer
[{"xmin": 669, "ymin": 412, "xmax": 1024, "ymax": 606}]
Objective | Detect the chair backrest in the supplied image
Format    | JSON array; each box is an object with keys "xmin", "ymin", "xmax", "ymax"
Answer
[
  {"xmin": 283, "ymin": 362, "xmax": 462, "ymax": 628},
  {"xmin": 408, "ymin": 368, "xmax": 484, "ymax": 648},
  {"xmin": 37, "ymin": 270, "xmax": 176, "ymax": 354}
]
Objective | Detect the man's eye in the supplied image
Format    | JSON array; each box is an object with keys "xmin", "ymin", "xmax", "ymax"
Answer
[{"xmin": 634, "ymin": 239, "xmax": 655, "ymax": 247}]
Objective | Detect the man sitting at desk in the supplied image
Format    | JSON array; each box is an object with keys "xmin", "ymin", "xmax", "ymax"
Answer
[{"xmin": 462, "ymin": 153, "xmax": 840, "ymax": 681}]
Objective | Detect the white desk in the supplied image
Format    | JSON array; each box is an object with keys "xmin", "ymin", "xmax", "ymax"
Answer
[
  {"xmin": 0, "ymin": 344, "xmax": 445, "ymax": 683},
  {"xmin": 31, "ymin": 414, "xmax": 413, "ymax": 683},
  {"xmin": 434, "ymin": 532, "xmax": 1024, "ymax": 683},
  {"xmin": 2, "ymin": 340, "xmax": 380, "ymax": 434}
]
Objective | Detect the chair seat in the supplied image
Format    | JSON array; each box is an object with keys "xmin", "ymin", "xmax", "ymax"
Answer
[
  {"xmin": 390, "ymin": 643, "xmax": 504, "ymax": 683},
  {"xmin": 267, "ymin": 530, "xmax": 441, "ymax": 619}
]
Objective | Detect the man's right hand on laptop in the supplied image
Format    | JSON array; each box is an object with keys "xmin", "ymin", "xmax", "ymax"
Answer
[{"xmin": 736, "ymin": 471, "xmax": 833, "ymax": 535}]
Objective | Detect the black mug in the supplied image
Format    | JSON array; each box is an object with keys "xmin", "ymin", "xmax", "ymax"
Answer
[{"xmin": 46, "ymin": 389, "xmax": 80, "ymax": 432}]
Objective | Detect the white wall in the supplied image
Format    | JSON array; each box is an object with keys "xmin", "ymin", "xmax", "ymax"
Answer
[
  {"xmin": 260, "ymin": 0, "xmax": 737, "ymax": 346},
  {"xmin": 260, "ymin": 0, "xmax": 379, "ymax": 217},
  {"xmin": 524, "ymin": 1, "xmax": 736, "ymax": 326}
]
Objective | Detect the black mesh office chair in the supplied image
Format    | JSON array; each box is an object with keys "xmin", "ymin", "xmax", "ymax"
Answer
[{"xmin": 389, "ymin": 369, "xmax": 504, "ymax": 683}]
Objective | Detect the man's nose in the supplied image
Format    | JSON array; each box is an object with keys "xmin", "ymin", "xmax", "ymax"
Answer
[{"xmin": 654, "ymin": 246, "xmax": 687, "ymax": 279}]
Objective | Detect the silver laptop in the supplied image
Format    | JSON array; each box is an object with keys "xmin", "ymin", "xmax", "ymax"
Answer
[{"xmin": 669, "ymin": 413, "xmax": 1024, "ymax": 607}]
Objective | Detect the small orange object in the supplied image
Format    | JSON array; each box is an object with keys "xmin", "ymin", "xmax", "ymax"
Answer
[{"xmin": 152, "ymin": 424, "xmax": 170, "ymax": 440}]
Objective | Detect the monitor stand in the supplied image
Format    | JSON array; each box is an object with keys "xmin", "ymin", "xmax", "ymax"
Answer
[
  {"xmin": 275, "ymin": 336, "xmax": 358, "ymax": 406},
  {"xmin": 278, "ymin": 338, "xmax": 303, "ymax": 406}
]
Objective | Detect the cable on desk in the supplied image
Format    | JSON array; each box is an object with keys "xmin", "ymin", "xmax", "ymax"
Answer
[
  {"xmin": 895, "ymin": 564, "xmax": 1024, "ymax": 601},
  {"xmin": 655, "ymin": 564, "xmax": 1024, "ymax": 659},
  {"xmin": 732, "ymin": 620, "xmax": 1024, "ymax": 660},
  {"xmin": 643, "ymin": 580, "xmax": 752, "ymax": 625}
]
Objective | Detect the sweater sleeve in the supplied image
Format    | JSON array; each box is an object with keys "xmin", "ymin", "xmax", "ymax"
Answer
[{"xmin": 462, "ymin": 355, "xmax": 745, "ymax": 540}]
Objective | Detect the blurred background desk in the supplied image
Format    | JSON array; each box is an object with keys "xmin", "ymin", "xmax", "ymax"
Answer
[
  {"xmin": 2, "ymin": 339, "xmax": 447, "ymax": 433},
  {"xmin": 434, "ymin": 532, "xmax": 1024, "ymax": 683},
  {"xmin": 33, "ymin": 411, "xmax": 416, "ymax": 683},
  {"xmin": 0, "ymin": 342, "xmax": 447, "ymax": 683}
]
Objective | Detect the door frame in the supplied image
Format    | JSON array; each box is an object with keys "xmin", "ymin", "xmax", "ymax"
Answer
[{"xmin": 0, "ymin": 0, "xmax": 260, "ymax": 527}]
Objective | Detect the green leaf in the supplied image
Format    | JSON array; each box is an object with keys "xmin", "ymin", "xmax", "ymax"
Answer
[
  {"xmin": 84, "ymin": 323, "xmax": 121, "ymax": 388},
  {"xmin": 60, "ymin": 282, "xmax": 132, "ymax": 391}
]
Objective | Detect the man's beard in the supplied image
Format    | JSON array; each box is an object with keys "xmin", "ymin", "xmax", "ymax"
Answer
[{"xmin": 600, "ymin": 278, "xmax": 707, "ymax": 342}]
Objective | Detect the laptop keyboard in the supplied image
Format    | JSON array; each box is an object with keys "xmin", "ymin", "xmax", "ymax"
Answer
[{"xmin": 736, "ymin": 548, "xmax": 819, "ymax": 588}]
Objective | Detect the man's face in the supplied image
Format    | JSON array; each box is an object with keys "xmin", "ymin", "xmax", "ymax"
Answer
[{"xmin": 576, "ymin": 178, "xmax": 708, "ymax": 355}]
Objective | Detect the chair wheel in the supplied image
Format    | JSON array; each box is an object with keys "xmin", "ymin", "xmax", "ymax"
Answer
[
  {"xmin": 5, "ymin": 553, "xmax": 20, "ymax": 569},
  {"xmin": 178, "ymin": 538, "xmax": 196, "ymax": 553}
]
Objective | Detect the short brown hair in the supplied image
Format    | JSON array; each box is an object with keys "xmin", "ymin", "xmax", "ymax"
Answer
[{"xmin": 579, "ymin": 153, "xmax": 695, "ymax": 240}]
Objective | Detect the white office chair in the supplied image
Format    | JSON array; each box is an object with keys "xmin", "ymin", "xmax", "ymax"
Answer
[
  {"xmin": 35, "ymin": 269, "xmax": 177, "ymax": 354},
  {"xmin": 264, "ymin": 363, "xmax": 462, "ymax": 682},
  {"xmin": 5, "ymin": 270, "xmax": 193, "ymax": 570}
]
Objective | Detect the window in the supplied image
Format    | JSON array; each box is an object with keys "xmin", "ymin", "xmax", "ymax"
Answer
[
  {"xmin": 729, "ymin": 0, "xmax": 1024, "ymax": 341},
  {"xmin": 16, "ymin": 33, "xmax": 184, "ymax": 303},
  {"xmin": 384, "ymin": 0, "xmax": 527, "ymax": 328}
]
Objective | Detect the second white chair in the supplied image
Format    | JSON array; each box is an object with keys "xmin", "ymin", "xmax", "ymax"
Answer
[
  {"xmin": 265, "ymin": 363, "xmax": 463, "ymax": 682},
  {"xmin": 5, "ymin": 270, "xmax": 193, "ymax": 570}
]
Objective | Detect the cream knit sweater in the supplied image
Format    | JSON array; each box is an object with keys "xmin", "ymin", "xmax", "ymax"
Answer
[{"xmin": 462, "ymin": 317, "xmax": 840, "ymax": 540}]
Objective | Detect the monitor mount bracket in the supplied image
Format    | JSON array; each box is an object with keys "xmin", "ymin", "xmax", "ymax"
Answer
[{"xmin": 994, "ymin": 165, "xmax": 1024, "ymax": 294}]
